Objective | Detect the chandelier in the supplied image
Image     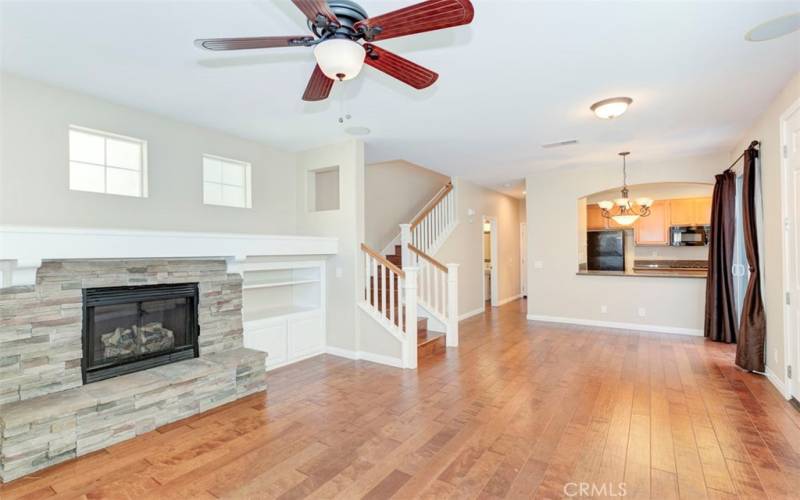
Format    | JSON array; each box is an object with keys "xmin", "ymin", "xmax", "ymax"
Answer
[{"xmin": 598, "ymin": 152, "xmax": 653, "ymax": 226}]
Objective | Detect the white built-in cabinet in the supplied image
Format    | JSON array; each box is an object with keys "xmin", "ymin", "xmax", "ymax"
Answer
[{"xmin": 241, "ymin": 261, "xmax": 326, "ymax": 370}]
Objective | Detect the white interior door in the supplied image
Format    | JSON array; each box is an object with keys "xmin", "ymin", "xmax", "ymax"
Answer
[
  {"xmin": 783, "ymin": 101, "xmax": 800, "ymax": 400},
  {"xmin": 520, "ymin": 223, "xmax": 527, "ymax": 297}
]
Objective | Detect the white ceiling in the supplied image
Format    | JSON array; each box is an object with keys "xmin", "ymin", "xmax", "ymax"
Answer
[{"xmin": 2, "ymin": 1, "xmax": 799, "ymax": 197}]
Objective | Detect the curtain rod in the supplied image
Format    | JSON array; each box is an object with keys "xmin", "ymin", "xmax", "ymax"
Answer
[{"xmin": 725, "ymin": 140, "xmax": 760, "ymax": 173}]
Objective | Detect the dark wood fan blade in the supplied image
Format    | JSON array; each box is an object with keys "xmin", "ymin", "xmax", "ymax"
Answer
[
  {"xmin": 291, "ymin": 0, "xmax": 339, "ymax": 25},
  {"xmin": 195, "ymin": 36, "xmax": 314, "ymax": 51},
  {"xmin": 363, "ymin": 44, "xmax": 438, "ymax": 89},
  {"xmin": 303, "ymin": 65, "xmax": 335, "ymax": 101},
  {"xmin": 355, "ymin": 0, "xmax": 474, "ymax": 41}
]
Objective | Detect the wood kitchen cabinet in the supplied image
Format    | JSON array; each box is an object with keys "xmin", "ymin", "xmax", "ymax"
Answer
[
  {"xmin": 695, "ymin": 197, "xmax": 712, "ymax": 225},
  {"xmin": 670, "ymin": 197, "xmax": 712, "ymax": 226},
  {"xmin": 634, "ymin": 200, "xmax": 670, "ymax": 245},
  {"xmin": 586, "ymin": 204, "xmax": 608, "ymax": 230}
]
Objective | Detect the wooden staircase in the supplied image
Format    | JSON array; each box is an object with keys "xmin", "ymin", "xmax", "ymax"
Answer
[{"xmin": 371, "ymin": 245, "xmax": 446, "ymax": 358}]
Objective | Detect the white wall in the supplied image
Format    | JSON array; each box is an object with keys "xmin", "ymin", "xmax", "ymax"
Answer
[
  {"xmin": 0, "ymin": 73, "xmax": 296, "ymax": 233},
  {"xmin": 526, "ymin": 151, "xmax": 728, "ymax": 333},
  {"xmin": 364, "ymin": 160, "xmax": 450, "ymax": 251},
  {"xmin": 436, "ymin": 178, "xmax": 522, "ymax": 318},
  {"xmin": 295, "ymin": 140, "xmax": 365, "ymax": 354},
  {"xmin": 731, "ymin": 71, "xmax": 800, "ymax": 384}
]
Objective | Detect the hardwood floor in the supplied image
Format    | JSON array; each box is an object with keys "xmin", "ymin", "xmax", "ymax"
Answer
[{"xmin": 3, "ymin": 299, "xmax": 799, "ymax": 499}]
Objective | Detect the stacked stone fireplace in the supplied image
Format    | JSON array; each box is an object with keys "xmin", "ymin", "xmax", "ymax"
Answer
[{"xmin": 0, "ymin": 259, "xmax": 267, "ymax": 482}]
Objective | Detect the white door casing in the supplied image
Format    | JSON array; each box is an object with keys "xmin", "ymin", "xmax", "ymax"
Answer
[
  {"xmin": 781, "ymin": 98, "xmax": 800, "ymax": 401},
  {"xmin": 520, "ymin": 222, "xmax": 527, "ymax": 297}
]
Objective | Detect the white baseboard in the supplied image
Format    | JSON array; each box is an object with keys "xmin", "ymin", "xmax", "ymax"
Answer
[
  {"xmin": 459, "ymin": 307, "xmax": 485, "ymax": 321},
  {"xmin": 764, "ymin": 367, "xmax": 791, "ymax": 400},
  {"xmin": 525, "ymin": 314, "xmax": 703, "ymax": 336},
  {"xmin": 325, "ymin": 346, "xmax": 404, "ymax": 368},
  {"xmin": 496, "ymin": 294, "xmax": 522, "ymax": 307}
]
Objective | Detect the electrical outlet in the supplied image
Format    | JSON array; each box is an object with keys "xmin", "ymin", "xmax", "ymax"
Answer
[
  {"xmin": 600, "ymin": 305, "xmax": 608, "ymax": 314},
  {"xmin": 637, "ymin": 307, "xmax": 646, "ymax": 317}
]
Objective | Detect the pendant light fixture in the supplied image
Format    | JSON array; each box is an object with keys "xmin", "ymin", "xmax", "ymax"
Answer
[{"xmin": 598, "ymin": 152, "xmax": 653, "ymax": 226}]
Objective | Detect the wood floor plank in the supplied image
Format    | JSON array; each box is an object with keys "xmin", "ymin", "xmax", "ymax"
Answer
[{"xmin": 2, "ymin": 299, "xmax": 798, "ymax": 500}]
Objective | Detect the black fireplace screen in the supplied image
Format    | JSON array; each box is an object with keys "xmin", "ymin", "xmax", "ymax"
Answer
[{"xmin": 82, "ymin": 283, "xmax": 199, "ymax": 383}]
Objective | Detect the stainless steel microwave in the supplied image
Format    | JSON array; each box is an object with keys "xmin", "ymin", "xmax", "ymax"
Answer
[{"xmin": 670, "ymin": 225, "xmax": 710, "ymax": 246}]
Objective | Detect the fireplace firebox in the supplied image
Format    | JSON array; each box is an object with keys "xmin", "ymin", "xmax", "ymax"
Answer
[{"xmin": 82, "ymin": 283, "xmax": 200, "ymax": 383}]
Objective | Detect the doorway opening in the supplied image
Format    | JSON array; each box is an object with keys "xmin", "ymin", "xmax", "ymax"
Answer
[{"xmin": 482, "ymin": 216, "xmax": 499, "ymax": 307}]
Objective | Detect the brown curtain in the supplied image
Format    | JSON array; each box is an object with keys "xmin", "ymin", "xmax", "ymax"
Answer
[
  {"xmin": 735, "ymin": 147, "xmax": 767, "ymax": 371},
  {"xmin": 704, "ymin": 171, "xmax": 737, "ymax": 343}
]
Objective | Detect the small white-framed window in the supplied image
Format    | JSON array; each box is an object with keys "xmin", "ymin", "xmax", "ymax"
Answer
[
  {"xmin": 68, "ymin": 125, "xmax": 147, "ymax": 197},
  {"xmin": 202, "ymin": 154, "xmax": 252, "ymax": 208}
]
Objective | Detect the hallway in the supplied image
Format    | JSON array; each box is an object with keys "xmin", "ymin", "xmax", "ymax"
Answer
[{"xmin": 2, "ymin": 300, "xmax": 799, "ymax": 499}]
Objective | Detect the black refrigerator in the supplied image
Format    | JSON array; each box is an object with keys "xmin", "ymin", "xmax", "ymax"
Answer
[{"xmin": 587, "ymin": 230, "xmax": 625, "ymax": 271}]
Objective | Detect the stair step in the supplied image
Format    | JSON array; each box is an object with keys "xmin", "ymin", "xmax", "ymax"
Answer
[{"xmin": 418, "ymin": 330, "xmax": 445, "ymax": 357}]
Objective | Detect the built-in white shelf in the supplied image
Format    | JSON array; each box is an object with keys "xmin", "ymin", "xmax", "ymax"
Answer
[
  {"xmin": 241, "ymin": 260, "xmax": 326, "ymax": 370},
  {"xmin": 243, "ymin": 304, "xmax": 320, "ymax": 323},
  {"xmin": 242, "ymin": 279, "xmax": 320, "ymax": 291}
]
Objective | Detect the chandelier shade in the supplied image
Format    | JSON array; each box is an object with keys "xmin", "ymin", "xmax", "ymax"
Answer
[{"xmin": 598, "ymin": 152, "xmax": 652, "ymax": 226}]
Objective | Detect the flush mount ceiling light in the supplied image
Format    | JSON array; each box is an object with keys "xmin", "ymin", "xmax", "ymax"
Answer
[
  {"xmin": 598, "ymin": 152, "xmax": 653, "ymax": 226},
  {"xmin": 746, "ymin": 12, "xmax": 800, "ymax": 41},
  {"xmin": 590, "ymin": 97, "xmax": 633, "ymax": 119},
  {"xmin": 313, "ymin": 39, "xmax": 366, "ymax": 81}
]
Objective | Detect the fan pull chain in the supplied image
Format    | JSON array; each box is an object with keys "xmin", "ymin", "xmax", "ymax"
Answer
[{"xmin": 338, "ymin": 81, "xmax": 351, "ymax": 124}]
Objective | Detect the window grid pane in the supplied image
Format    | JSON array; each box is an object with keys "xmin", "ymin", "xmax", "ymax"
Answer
[
  {"xmin": 202, "ymin": 155, "xmax": 251, "ymax": 208},
  {"xmin": 68, "ymin": 126, "xmax": 146, "ymax": 197}
]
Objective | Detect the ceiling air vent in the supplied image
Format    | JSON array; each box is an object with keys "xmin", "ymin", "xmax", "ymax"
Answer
[{"xmin": 541, "ymin": 139, "xmax": 579, "ymax": 149}]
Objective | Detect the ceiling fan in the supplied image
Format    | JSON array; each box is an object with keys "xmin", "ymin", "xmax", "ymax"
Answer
[{"xmin": 195, "ymin": 0, "xmax": 474, "ymax": 101}]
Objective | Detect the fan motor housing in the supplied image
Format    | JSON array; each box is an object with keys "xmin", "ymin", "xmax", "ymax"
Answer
[{"xmin": 328, "ymin": 0, "xmax": 368, "ymax": 26}]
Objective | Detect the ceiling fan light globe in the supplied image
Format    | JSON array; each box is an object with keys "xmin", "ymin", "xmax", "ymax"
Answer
[{"xmin": 313, "ymin": 39, "xmax": 366, "ymax": 81}]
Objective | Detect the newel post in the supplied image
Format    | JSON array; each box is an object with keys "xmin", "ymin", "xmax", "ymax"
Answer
[
  {"xmin": 403, "ymin": 266, "xmax": 418, "ymax": 369},
  {"xmin": 399, "ymin": 224, "xmax": 412, "ymax": 269},
  {"xmin": 446, "ymin": 263, "xmax": 459, "ymax": 346}
]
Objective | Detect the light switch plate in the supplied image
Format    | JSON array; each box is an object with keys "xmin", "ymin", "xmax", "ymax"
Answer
[{"xmin": 534, "ymin": 261, "xmax": 543, "ymax": 269}]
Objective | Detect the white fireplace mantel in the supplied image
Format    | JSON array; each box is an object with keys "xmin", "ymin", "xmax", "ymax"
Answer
[{"xmin": 0, "ymin": 225, "xmax": 338, "ymax": 287}]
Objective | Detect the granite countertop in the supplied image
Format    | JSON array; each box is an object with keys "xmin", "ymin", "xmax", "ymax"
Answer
[
  {"xmin": 576, "ymin": 269, "xmax": 707, "ymax": 279},
  {"xmin": 576, "ymin": 259, "xmax": 707, "ymax": 279}
]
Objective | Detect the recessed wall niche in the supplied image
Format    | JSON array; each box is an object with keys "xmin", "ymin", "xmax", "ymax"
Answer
[{"xmin": 308, "ymin": 166, "xmax": 340, "ymax": 212}]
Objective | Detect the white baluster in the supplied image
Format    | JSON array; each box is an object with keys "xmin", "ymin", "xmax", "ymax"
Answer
[
  {"xmin": 433, "ymin": 264, "xmax": 439, "ymax": 313},
  {"xmin": 381, "ymin": 264, "xmax": 387, "ymax": 320},
  {"xmin": 446, "ymin": 263, "xmax": 459, "ymax": 346},
  {"xmin": 371, "ymin": 257, "xmax": 377, "ymax": 310},
  {"xmin": 389, "ymin": 267, "xmax": 395, "ymax": 326}
]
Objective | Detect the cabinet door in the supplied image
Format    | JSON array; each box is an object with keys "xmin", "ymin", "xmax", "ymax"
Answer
[
  {"xmin": 634, "ymin": 200, "xmax": 670, "ymax": 245},
  {"xmin": 586, "ymin": 204, "xmax": 608, "ymax": 230},
  {"xmin": 288, "ymin": 312, "xmax": 324, "ymax": 359},
  {"xmin": 670, "ymin": 198, "xmax": 695, "ymax": 226},
  {"xmin": 244, "ymin": 321, "xmax": 288, "ymax": 368},
  {"xmin": 694, "ymin": 197, "xmax": 712, "ymax": 225}
]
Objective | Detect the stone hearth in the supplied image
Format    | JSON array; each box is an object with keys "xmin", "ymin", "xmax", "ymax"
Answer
[{"xmin": 0, "ymin": 259, "xmax": 266, "ymax": 482}]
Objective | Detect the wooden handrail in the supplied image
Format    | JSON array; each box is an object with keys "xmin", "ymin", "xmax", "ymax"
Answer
[
  {"xmin": 408, "ymin": 244, "xmax": 448, "ymax": 273},
  {"xmin": 410, "ymin": 182, "xmax": 453, "ymax": 229},
  {"xmin": 361, "ymin": 243, "xmax": 405, "ymax": 278}
]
